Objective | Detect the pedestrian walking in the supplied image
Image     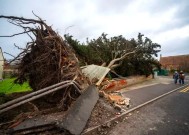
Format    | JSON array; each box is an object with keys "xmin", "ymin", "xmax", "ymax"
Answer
[
  {"xmin": 173, "ymin": 71, "xmax": 179, "ymax": 84},
  {"xmin": 179, "ymin": 71, "xmax": 185, "ymax": 84}
]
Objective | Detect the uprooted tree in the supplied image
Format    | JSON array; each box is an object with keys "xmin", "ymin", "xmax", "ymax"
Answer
[
  {"xmin": 0, "ymin": 15, "xmax": 89, "ymax": 109},
  {"xmin": 0, "ymin": 14, "xmax": 161, "ymax": 93},
  {"xmin": 65, "ymin": 33, "xmax": 161, "ymax": 77}
]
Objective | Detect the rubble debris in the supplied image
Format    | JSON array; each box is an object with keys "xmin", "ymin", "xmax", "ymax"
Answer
[
  {"xmin": 114, "ymin": 121, "xmax": 119, "ymax": 124},
  {"xmin": 81, "ymin": 64, "xmax": 131, "ymax": 111},
  {"xmin": 84, "ymin": 99, "xmax": 116, "ymax": 130},
  {"xmin": 125, "ymin": 97, "xmax": 130, "ymax": 108},
  {"xmin": 101, "ymin": 79, "xmax": 127, "ymax": 92},
  {"xmin": 108, "ymin": 94, "xmax": 125, "ymax": 105},
  {"xmin": 99, "ymin": 90, "xmax": 109, "ymax": 99},
  {"xmin": 99, "ymin": 90, "xmax": 130, "ymax": 109},
  {"xmin": 98, "ymin": 77, "xmax": 131, "ymax": 112},
  {"xmin": 128, "ymin": 113, "xmax": 132, "ymax": 116},
  {"xmin": 114, "ymin": 104, "xmax": 122, "ymax": 111},
  {"xmin": 106, "ymin": 122, "xmax": 111, "ymax": 128}
]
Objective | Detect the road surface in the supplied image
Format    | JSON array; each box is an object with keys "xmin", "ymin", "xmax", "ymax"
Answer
[{"xmin": 108, "ymin": 77, "xmax": 189, "ymax": 135}]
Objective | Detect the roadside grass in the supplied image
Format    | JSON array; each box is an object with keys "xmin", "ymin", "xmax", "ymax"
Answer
[{"xmin": 0, "ymin": 78, "xmax": 31, "ymax": 94}]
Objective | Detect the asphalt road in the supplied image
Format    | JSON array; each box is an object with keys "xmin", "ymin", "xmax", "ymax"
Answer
[
  {"xmin": 109, "ymin": 82, "xmax": 189, "ymax": 135},
  {"xmin": 122, "ymin": 83, "xmax": 180, "ymax": 108}
]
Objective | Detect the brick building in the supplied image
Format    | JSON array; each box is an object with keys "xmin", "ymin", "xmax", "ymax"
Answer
[{"xmin": 160, "ymin": 54, "xmax": 189, "ymax": 72}]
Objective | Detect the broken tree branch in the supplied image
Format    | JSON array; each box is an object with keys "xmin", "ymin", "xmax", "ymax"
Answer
[
  {"xmin": 107, "ymin": 50, "xmax": 136, "ymax": 69},
  {"xmin": 0, "ymin": 15, "xmax": 45, "ymax": 24},
  {"xmin": 0, "ymin": 30, "xmax": 33, "ymax": 37}
]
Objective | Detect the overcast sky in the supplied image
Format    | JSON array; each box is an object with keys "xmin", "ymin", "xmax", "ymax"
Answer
[{"xmin": 0, "ymin": 0, "xmax": 189, "ymax": 60}]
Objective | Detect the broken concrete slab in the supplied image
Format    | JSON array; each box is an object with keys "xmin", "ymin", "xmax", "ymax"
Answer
[
  {"xmin": 101, "ymin": 79, "xmax": 127, "ymax": 92},
  {"xmin": 108, "ymin": 94, "xmax": 125, "ymax": 104},
  {"xmin": 56, "ymin": 85, "xmax": 99, "ymax": 135}
]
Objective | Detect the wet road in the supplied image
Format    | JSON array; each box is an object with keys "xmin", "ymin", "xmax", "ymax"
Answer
[{"xmin": 109, "ymin": 83, "xmax": 189, "ymax": 135}]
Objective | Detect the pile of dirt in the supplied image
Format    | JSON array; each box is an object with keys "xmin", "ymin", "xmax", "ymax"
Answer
[{"xmin": 85, "ymin": 98, "xmax": 117, "ymax": 129}]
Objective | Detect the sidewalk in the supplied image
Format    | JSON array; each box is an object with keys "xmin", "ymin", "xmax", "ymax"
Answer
[{"xmin": 120, "ymin": 76, "xmax": 174, "ymax": 92}]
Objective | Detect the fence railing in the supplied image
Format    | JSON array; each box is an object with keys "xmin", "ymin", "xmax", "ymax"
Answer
[{"xmin": 0, "ymin": 80, "xmax": 81, "ymax": 114}]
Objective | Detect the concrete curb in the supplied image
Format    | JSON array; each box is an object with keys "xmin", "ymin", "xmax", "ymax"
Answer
[{"xmin": 82, "ymin": 83, "xmax": 189, "ymax": 135}]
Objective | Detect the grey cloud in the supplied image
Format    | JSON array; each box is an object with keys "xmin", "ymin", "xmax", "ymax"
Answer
[
  {"xmin": 140, "ymin": 0, "xmax": 180, "ymax": 13},
  {"xmin": 145, "ymin": 0, "xmax": 189, "ymax": 32},
  {"xmin": 173, "ymin": 0, "xmax": 189, "ymax": 26},
  {"xmin": 161, "ymin": 37, "xmax": 189, "ymax": 57},
  {"xmin": 167, "ymin": 1, "xmax": 189, "ymax": 31},
  {"xmin": 174, "ymin": 0, "xmax": 189, "ymax": 18},
  {"xmin": 95, "ymin": 0, "xmax": 132, "ymax": 14}
]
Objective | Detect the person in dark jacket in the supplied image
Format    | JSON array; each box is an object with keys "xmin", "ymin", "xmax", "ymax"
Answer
[
  {"xmin": 179, "ymin": 71, "xmax": 185, "ymax": 84},
  {"xmin": 173, "ymin": 71, "xmax": 179, "ymax": 84}
]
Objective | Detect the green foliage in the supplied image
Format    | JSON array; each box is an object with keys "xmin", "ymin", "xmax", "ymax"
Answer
[
  {"xmin": 64, "ymin": 34, "xmax": 91, "ymax": 65},
  {"xmin": 86, "ymin": 33, "xmax": 134, "ymax": 65},
  {"xmin": 0, "ymin": 78, "xmax": 31, "ymax": 94},
  {"xmin": 65, "ymin": 32, "xmax": 161, "ymax": 77}
]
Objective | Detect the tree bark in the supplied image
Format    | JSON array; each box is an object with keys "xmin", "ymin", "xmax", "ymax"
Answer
[{"xmin": 107, "ymin": 50, "xmax": 136, "ymax": 69}]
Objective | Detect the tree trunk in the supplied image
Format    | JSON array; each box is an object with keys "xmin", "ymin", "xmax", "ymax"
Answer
[{"xmin": 107, "ymin": 50, "xmax": 136, "ymax": 69}]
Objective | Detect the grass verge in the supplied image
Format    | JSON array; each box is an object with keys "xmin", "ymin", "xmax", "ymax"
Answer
[{"xmin": 0, "ymin": 78, "xmax": 31, "ymax": 94}]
